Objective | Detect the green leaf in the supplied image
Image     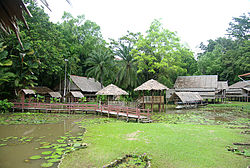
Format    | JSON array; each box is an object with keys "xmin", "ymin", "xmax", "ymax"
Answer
[
  {"xmin": 29, "ymin": 155, "xmax": 42, "ymax": 160},
  {"xmin": 41, "ymin": 162, "xmax": 54, "ymax": 168},
  {"xmin": 41, "ymin": 151, "xmax": 53, "ymax": 155}
]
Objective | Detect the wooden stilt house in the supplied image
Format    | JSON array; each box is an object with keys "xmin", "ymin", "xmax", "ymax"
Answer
[
  {"xmin": 55, "ymin": 75, "xmax": 102, "ymax": 101},
  {"xmin": 226, "ymin": 81, "xmax": 250, "ymax": 102},
  {"xmin": 169, "ymin": 92, "xmax": 203, "ymax": 109},
  {"xmin": 96, "ymin": 84, "xmax": 129, "ymax": 106},
  {"xmin": 134, "ymin": 79, "xmax": 169, "ymax": 112},
  {"xmin": 174, "ymin": 75, "xmax": 218, "ymax": 101}
]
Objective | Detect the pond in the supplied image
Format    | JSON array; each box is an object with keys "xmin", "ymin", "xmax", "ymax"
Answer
[{"xmin": 0, "ymin": 117, "xmax": 85, "ymax": 168}]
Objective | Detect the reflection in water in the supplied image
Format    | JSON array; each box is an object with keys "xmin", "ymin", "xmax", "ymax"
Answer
[{"xmin": 0, "ymin": 119, "xmax": 82, "ymax": 168}]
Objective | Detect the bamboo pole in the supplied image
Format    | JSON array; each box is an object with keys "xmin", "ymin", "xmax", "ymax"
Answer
[{"xmin": 159, "ymin": 90, "xmax": 162, "ymax": 112}]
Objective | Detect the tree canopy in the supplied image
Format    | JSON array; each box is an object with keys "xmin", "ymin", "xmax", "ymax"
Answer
[{"xmin": 0, "ymin": 1, "xmax": 249, "ymax": 99}]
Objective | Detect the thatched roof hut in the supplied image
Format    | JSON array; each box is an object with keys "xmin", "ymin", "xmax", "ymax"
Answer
[
  {"xmin": 55, "ymin": 75, "xmax": 102, "ymax": 98},
  {"xmin": 96, "ymin": 84, "xmax": 128, "ymax": 96},
  {"xmin": 134, "ymin": 79, "xmax": 169, "ymax": 91},
  {"xmin": 65, "ymin": 91, "xmax": 84, "ymax": 103},
  {"xmin": 29, "ymin": 86, "xmax": 53, "ymax": 95},
  {"xmin": 134, "ymin": 79, "xmax": 168, "ymax": 112},
  {"xmin": 217, "ymin": 81, "xmax": 228, "ymax": 90},
  {"xmin": 174, "ymin": 75, "xmax": 218, "ymax": 89},
  {"xmin": 174, "ymin": 75, "xmax": 218, "ymax": 100},
  {"xmin": 70, "ymin": 75, "xmax": 102, "ymax": 93},
  {"xmin": 228, "ymin": 81, "xmax": 250, "ymax": 88},
  {"xmin": 19, "ymin": 89, "xmax": 35, "ymax": 95},
  {"xmin": 48, "ymin": 92, "xmax": 62, "ymax": 98},
  {"xmin": 169, "ymin": 92, "xmax": 203, "ymax": 104},
  {"xmin": 66, "ymin": 91, "xmax": 84, "ymax": 98},
  {"xmin": 18, "ymin": 89, "xmax": 35, "ymax": 103},
  {"xmin": 226, "ymin": 81, "xmax": 250, "ymax": 101}
]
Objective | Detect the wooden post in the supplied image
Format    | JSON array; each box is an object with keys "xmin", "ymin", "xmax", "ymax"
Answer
[
  {"xmin": 151, "ymin": 90, "xmax": 153, "ymax": 113},
  {"xmin": 147, "ymin": 109, "xmax": 150, "ymax": 119},
  {"xmin": 108, "ymin": 105, "xmax": 110, "ymax": 118},
  {"xmin": 117, "ymin": 106, "xmax": 119, "ymax": 119},
  {"xmin": 126, "ymin": 107, "xmax": 129, "ymax": 122},
  {"xmin": 143, "ymin": 91, "xmax": 145, "ymax": 109},
  {"xmin": 137, "ymin": 108, "xmax": 140, "ymax": 123},
  {"xmin": 159, "ymin": 90, "xmax": 162, "ymax": 112}
]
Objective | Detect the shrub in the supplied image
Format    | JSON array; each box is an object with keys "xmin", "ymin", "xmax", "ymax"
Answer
[{"xmin": 0, "ymin": 99, "xmax": 14, "ymax": 112}]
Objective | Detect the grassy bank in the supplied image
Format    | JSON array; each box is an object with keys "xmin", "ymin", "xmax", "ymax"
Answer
[{"xmin": 59, "ymin": 121, "xmax": 249, "ymax": 168}]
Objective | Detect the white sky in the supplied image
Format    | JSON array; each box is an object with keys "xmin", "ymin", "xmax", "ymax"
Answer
[{"xmin": 42, "ymin": 0, "xmax": 250, "ymax": 54}]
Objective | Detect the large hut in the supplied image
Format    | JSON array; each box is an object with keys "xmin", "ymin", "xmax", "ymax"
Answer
[
  {"xmin": 226, "ymin": 80, "xmax": 250, "ymax": 102},
  {"xmin": 96, "ymin": 84, "xmax": 128, "ymax": 106},
  {"xmin": 134, "ymin": 79, "xmax": 169, "ymax": 112},
  {"xmin": 174, "ymin": 75, "xmax": 219, "ymax": 101},
  {"xmin": 55, "ymin": 75, "xmax": 102, "ymax": 101}
]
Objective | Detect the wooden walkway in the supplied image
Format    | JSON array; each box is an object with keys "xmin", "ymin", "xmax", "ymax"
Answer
[{"xmin": 12, "ymin": 102, "xmax": 151, "ymax": 122}]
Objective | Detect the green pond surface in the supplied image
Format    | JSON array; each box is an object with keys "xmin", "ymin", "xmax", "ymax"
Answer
[{"xmin": 0, "ymin": 118, "xmax": 83, "ymax": 168}]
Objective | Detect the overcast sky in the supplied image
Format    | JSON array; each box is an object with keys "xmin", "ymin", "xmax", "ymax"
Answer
[{"xmin": 42, "ymin": 0, "xmax": 249, "ymax": 53}]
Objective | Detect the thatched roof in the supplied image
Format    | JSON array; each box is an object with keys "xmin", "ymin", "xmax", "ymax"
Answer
[
  {"xmin": 174, "ymin": 75, "xmax": 218, "ymax": 89},
  {"xmin": 70, "ymin": 75, "xmax": 102, "ymax": 93},
  {"xmin": 29, "ymin": 86, "xmax": 53, "ymax": 95},
  {"xmin": 134, "ymin": 79, "xmax": 169, "ymax": 91},
  {"xmin": 0, "ymin": 0, "xmax": 71, "ymax": 48},
  {"xmin": 218, "ymin": 81, "xmax": 228, "ymax": 90},
  {"xmin": 169, "ymin": 92, "xmax": 203, "ymax": 103},
  {"xmin": 96, "ymin": 84, "xmax": 128, "ymax": 96},
  {"xmin": 229, "ymin": 81, "xmax": 250, "ymax": 89},
  {"xmin": 48, "ymin": 92, "xmax": 62, "ymax": 98},
  {"xmin": 243, "ymin": 88, "xmax": 250, "ymax": 91},
  {"xmin": 66, "ymin": 91, "xmax": 84, "ymax": 98},
  {"xmin": 20, "ymin": 89, "xmax": 35, "ymax": 95}
]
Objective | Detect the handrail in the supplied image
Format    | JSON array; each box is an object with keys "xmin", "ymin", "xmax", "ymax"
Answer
[{"xmin": 12, "ymin": 102, "xmax": 151, "ymax": 119}]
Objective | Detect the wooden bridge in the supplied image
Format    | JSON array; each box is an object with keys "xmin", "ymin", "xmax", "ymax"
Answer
[{"xmin": 12, "ymin": 102, "xmax": 151, "ymax": 123}]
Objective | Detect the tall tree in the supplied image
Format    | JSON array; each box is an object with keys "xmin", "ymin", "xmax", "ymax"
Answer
[
  {"xmin": 131, "ymin": 19, "xmax": 195, "ymax": 87},
  {"xmin": 197, "ymin": 13, "xmax": 249, "ymax": 84},
  {"xmin": 85, "ymin": 47, "xmax": 114, "ymax": 87}
]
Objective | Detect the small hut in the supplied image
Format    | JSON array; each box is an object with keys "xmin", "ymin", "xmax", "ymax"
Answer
[
  {"xmin": 65, "ymin": 91, "xmax": 84, "ymax": 103},
  {"xmin": 96, "ymin": 84, "xmax": 128, "ymax": 105},
  {"xmin": 29, "ymin": 86, "xmax": 54, "ymax": 102},
  {"xmin": 169, "ymin": 92, "xmax": 203, "ymax": 109},
  {"xmin": 134, "ymin": 79, "xmax": 169, "ymax": 112},
  {"xmin": 48, "ymin": 92, "xmax": 62, "ymax": 102},
  {"xmin": 18, "ymin": 89, "xmax": 35, "ymax": 103}
]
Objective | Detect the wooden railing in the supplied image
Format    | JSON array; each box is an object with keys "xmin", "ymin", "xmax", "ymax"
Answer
[
  {"xmin": 12, "ymin": 102, "xmax": 151, "ymax": 120},
  {"xmin": 140, "ymin": 96, "xmax": 164, "ymax": 103}
]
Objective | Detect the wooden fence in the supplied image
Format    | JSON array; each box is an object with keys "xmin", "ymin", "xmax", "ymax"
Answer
[{"xmin": 12, "ymin": 102, "xmax": 151, "ymax": 122}]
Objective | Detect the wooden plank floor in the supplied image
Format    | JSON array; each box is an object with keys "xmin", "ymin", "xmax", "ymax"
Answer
[{"xmin": 13, "ymin": 103, "xmax": 150, "ymax": 122}]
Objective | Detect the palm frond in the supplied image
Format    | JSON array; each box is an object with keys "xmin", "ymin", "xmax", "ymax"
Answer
[{"xmin": 0, "ymin": 0, "xmax": 71, "ymax": 48}]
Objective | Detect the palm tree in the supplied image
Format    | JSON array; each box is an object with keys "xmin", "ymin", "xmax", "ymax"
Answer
[
  {"xmin": 85, "ymin": 48, "xmax": 113, "ymax": 87},
  {"xmin": 115, "ymin": 43, "xmax": 138, "ymax": 90}
]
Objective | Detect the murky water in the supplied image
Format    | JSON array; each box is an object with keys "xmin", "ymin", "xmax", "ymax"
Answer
[{"xmin": 0, "ymin": 119, "xmax": 83, "ymax": 168}]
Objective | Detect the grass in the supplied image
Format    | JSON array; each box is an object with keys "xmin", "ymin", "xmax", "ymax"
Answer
[{"xmin": 59, "ymin": 120, "xmax": 249, "ymax": 168}]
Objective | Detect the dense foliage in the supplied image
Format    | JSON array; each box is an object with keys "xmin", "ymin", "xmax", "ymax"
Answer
[
  {"xmin": 0, "ymin": 1, "xmax": 249, "ymax": 99},
  {"xmin": 196, "ymin": 13, "xmax": 250, "ymax": 84}
]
